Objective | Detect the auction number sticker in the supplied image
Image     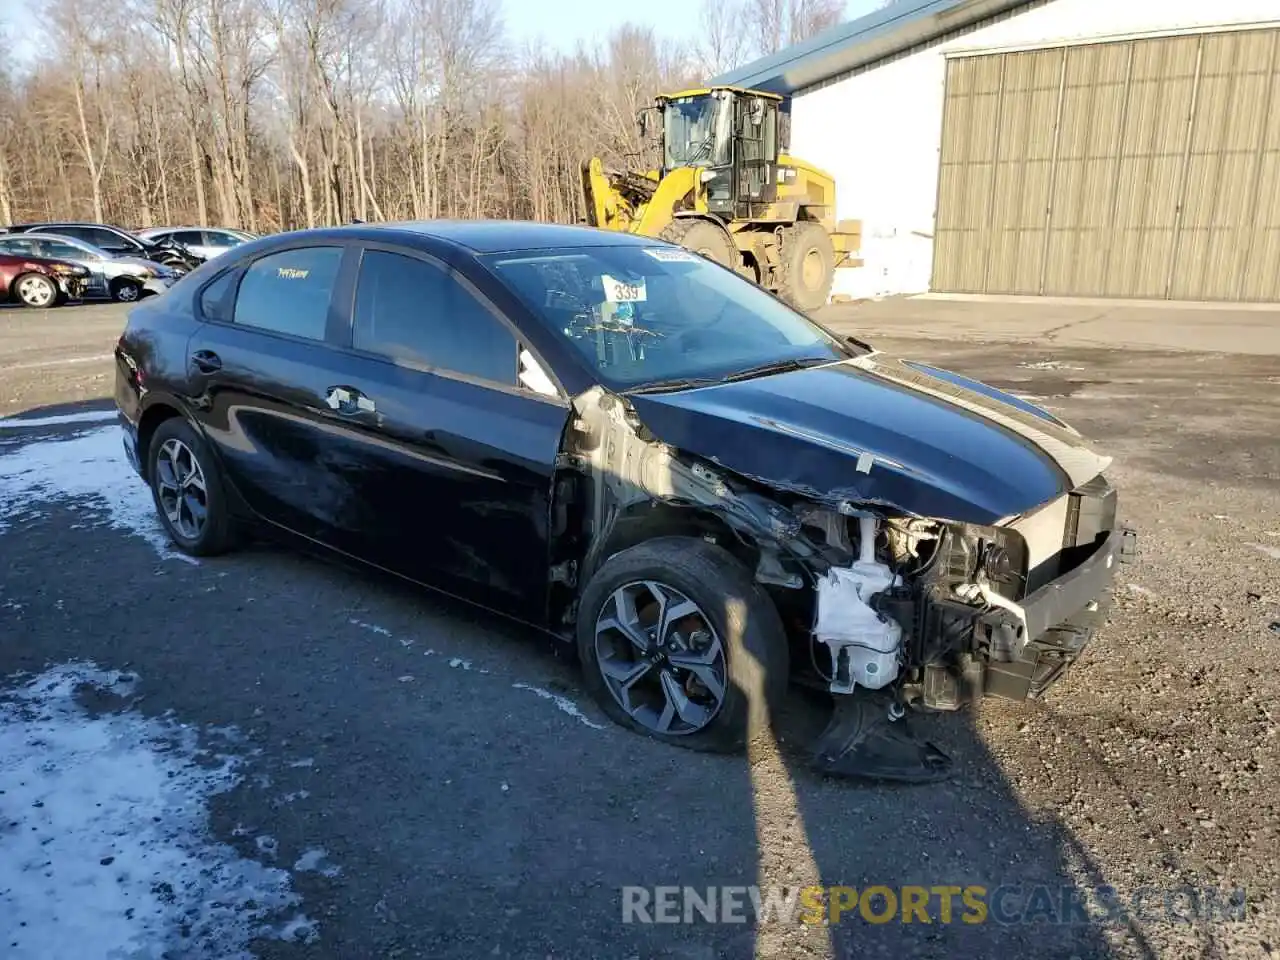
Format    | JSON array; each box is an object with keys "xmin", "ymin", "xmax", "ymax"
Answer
[
  {"xmin": 643, "ymin": 247, "xmax": 702, "ymax": 263},
  {"xmin": 601, "ymin": 274, "xmax": 647, "ymax": 302}
]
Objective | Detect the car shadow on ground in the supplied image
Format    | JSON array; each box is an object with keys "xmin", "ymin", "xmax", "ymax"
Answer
[
  {"xmin": 234, "ymin": 537, "xmax": 1139, "ymax": 960},
  {"xmin": 0, "ymin": 398, "xmax": 1148, "ymax": 959}
]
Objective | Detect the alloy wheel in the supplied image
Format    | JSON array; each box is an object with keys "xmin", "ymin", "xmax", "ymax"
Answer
[
  {"xmin": 593, "ymin": 580, "xmax": 728, "ymax": 735},
  {"xmin": 16, "ymin": 275, "xmax": 55, "ymax": 307},
  {"xmin": 154, "ymin": 437, "xmax": 209, "ymax": 540}
]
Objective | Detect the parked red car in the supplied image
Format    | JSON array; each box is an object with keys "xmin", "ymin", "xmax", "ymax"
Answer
[{"xmin": 0, "ymin": 250, "xmax": 90, "ymax": 308}]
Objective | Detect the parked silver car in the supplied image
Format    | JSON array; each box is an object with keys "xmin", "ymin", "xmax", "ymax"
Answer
[
  {"xmin": 134, "ymin": 226, "xmax": 257, "ymax": 262},
  {"xmin": 0, "ymin": 233, "xmax": 180, "ymax": 302}
]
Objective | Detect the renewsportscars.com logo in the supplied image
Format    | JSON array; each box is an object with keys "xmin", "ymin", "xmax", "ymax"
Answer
[{"xmin": 621, "ymin": 884, "xmax": 1247, "ymax": 927}]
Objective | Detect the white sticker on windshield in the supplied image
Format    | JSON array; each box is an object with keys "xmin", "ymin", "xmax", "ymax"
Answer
[
  {"xmin": 642, "ymin": 247, "xmax": 702, "ymax": 263},
  {"xmin": 600, "ymin": 274, "xmax": 647, "ymax": 302}
]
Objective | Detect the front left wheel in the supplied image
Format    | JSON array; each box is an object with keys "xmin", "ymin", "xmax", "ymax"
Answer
[
  {"xmin": 146, "ymin": 417, "xmax": 237, "ymax": 557},
  {"xmin": 576, "ymin": 536, "xmax": 790, "ymax": 754}
]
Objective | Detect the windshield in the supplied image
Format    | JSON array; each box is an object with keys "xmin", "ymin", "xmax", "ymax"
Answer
[
  {"xmin": 483, "ymin": 245, "xmax": 849, "ymax": 390},
  {"xmin": 662, "ymin": 95, "xmax": 731, "ymax": 169}
]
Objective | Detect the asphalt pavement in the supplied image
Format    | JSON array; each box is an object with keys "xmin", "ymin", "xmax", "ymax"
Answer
[{"xmin": 1, "ymin": 299, "xmax": 1278, "ymax": 959}]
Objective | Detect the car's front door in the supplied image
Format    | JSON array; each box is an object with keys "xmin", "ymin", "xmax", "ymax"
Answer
[
  {"xmin": 182, "ymin": 242, "xmax": 367, "ymax": 543},
  {"xmin": 318, "ymin": 242, "xmax": 570, "ymax": 622}
]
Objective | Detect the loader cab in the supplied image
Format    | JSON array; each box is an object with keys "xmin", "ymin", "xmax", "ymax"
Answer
[{"xmin": 647, "ymin": 86, "xmax": 790, "ymax": 220}]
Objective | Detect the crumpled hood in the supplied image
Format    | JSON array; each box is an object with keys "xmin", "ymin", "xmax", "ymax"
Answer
[{"xmin": 627, "ymin": 353, "xmax": 1112, "ymax": 525}]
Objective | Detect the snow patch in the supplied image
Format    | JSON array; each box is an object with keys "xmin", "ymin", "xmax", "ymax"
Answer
[
  {"xmin": 1126, "ymin": 583, "xmax": 1158, "ymax": 597},
  {"xmin": 348, "ymin": 618, "xmax": 391, "ymax": 637},
  {"xmin": 0, "ymin": 424, "xmax": 193, "ymax": 562},
  {"xmin": 448, "ymin": 657, "xmax": 474, "ymax": 671},
  {"xmin": 512, "ymin": 682, "xmax": 606, "ymax": 730},
  {"xmin": 0, "ymin": 662, "xmax": 318, "ymax": 959},
  {"xmin": 293, "ymin": 848, "xmax": 342, "ymax": 878},
  {"xmin": 1251, "ymin": 543, "xmax": 1280, "ymax": 560}
]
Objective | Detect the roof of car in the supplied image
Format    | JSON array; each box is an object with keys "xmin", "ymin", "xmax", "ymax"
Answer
[
  {"xmin": 349, "ymin": 219, "xmax": 665, "ymax": 254},
  {"xmin": 0, "ymin": 232, "xmax": 88, "ymax": 244},
  {"xmin": 9, "ymin": 221, "xmax": 132, "ymax": 232}
]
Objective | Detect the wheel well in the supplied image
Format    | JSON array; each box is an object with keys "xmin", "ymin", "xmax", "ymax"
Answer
[
  {"xmin": 137, "ymin": 403, "xmax": 182, "ymax": 476},
  {"xmin": 549, "ymin": 502, "xmax": 767, "ymax": 631},
  {"xmin": 591, "ymin": 504, "xmax": 760, "ymax": 585}
]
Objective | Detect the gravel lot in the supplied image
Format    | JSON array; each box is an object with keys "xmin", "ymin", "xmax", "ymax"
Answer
[{"xmin": 1, "ymin": 299, "xmax": 1277, "ymax": 959}]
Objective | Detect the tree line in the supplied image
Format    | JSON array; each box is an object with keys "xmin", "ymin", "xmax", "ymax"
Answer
[{"xmin": 0, "ymin": 0, "xmax": 847, "ymax": 232}]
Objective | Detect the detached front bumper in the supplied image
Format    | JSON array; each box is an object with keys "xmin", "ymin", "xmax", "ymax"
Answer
[{"xmin": 982, "ymin": 524, "xmax": 1138, "ymax": 700}]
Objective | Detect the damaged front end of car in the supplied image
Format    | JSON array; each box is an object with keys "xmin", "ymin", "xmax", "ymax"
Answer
[{"xmin": 551, "ymin": 360, "xmax": 1137, "ymax": 783}]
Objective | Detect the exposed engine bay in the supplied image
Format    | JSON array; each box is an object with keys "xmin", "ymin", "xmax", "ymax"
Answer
[{"xmin": 553, "ymin": 381, "xmax": 1137, "ymax": 782}]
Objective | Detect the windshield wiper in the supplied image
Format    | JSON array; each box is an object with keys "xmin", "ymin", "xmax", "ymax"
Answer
[
  {"xmin": 625, "ymin": 376, "xmax": 720, "ymax": 395},
  {"xmin": 717, "ymin": 356, "xmax": 833, "ymax": 383}
]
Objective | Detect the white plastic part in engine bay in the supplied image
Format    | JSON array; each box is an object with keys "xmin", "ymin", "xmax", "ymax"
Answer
[{"xmin": 813, "ymin": 516, "xmax": 903, "ymax": 694}]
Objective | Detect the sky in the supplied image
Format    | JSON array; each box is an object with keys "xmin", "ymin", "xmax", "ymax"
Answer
[{"xmin": 2, "ymin": 0, "xmax": 875, "ymax": 70}]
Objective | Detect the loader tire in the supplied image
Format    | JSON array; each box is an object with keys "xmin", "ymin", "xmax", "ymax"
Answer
[
  {"xmin": 777, "ymin": 220, "xmax": 835, "ymax": 312},
  {"xmin": 659, "ymin": 218, "xmax": 737, "ymax": 270}
]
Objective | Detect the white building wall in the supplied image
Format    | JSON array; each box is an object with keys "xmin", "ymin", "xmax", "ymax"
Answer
[{"xmin": 794, "ymin": 0, "xmax": 1280, "ymax": 299}]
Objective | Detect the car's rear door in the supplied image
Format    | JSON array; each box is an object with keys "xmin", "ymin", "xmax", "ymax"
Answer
[
  {"xmin": 318, "ymin": 241, "xmax": 570, "ymax": 622},
  {"xmin": 182, "ymin": 241, "xmax": 372, "ymax": 544}
]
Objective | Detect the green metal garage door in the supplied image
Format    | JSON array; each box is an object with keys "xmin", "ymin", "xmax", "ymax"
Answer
[{"xmin": 932, "ymin": 26, "xmax": 1280, "ymax": 301}]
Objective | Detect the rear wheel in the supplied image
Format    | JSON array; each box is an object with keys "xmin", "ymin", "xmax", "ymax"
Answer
[
  {"xmin": 576, "ymin": 537, "xmax": 789, "ymax": 753},
  {"xmin": 777, "ymin": 221, "xmax": 835, "ymax": 311},
  {"xmin": 659, "ymin": 218, "xmax": 738, "ymax": 270},
  {"xmin": 13, "ymin": 273, "xmax": 57, "ymax": 309},
  {"xmin": 146, "ymin": 417, "xmax": 237, "ymax": 557}
]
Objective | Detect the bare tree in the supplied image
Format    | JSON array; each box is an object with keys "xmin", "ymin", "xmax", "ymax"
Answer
[
  {"xmin": 0, "ymin": 0, "xmax": 832, "ymax": 232},
  {"xmin": 695, "ymin": 0, "xmax": 751, "ymax": 77}
]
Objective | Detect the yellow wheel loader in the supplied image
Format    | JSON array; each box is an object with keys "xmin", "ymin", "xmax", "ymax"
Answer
[{"xmin": 579, "ymin": 86, "xmax": 861, "ymax": 311}]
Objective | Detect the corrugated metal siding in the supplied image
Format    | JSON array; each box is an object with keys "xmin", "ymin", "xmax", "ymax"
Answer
[{"xmin": 932, "ymin": 26, "xmax": 1280, "ymax": 300}]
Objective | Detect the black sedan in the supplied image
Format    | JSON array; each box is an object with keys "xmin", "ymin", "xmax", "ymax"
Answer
[{"xmin": 114, "ymin": 220, "xmax": 1133, "ymax": 781}]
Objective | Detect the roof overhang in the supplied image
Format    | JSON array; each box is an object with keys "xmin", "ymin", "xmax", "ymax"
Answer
[{"xmin": 708, "ymin": 0, "xmax": 1045, "ymax": 96}]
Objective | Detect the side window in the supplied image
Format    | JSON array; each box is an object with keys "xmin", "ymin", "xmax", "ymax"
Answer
[
  {"xmin": 87, "ymin": 228, "xmax": 132, "ymax": 252},
  {"xmin": 352, "ymin": 249, "xmax": 517, "ymax": 385},
  {"xmin": 174, "ymin": 230, "xmax": 204, "ymax": 245},
  {"xmin": 199, "ymin": 270, "xmax": 239, "ymax": 323},
  {"xmin": 232, "ymin": 246, "xmax": 342, "ymax": 341},
  {"xmin": 0, "ymin": 237, "xmax": 40, "ymax": 256},
  {"xmin": 43, "ymin": 240, "xmax": 88, "ymax": 259}
]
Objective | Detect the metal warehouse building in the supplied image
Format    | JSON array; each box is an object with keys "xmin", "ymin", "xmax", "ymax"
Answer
[{"xmin": 713, "ymin": 0, "xmax": 1280, "ymax": 302}]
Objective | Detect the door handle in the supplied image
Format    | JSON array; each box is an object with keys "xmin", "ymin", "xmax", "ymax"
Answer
[
  {"xmin": 190, "ymin": 350, "xmax": 222, "ymax": 373},
  {"xmin": 324, "ymin": 385, "xmax": 375, "ymax": 415}
]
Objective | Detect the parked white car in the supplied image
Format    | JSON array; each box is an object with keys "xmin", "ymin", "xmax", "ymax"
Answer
[
  {"xmin": 134, "ymin": 226, "xmax": 257, "ymax": 262},
  {"xmin": 0, "ymin": 233, "xmax": 179, "ymax": 302}
]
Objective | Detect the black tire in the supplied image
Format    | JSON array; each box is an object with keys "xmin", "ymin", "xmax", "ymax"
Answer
[
  {"xmin": 576, "ymin": 536, "xmax": 789, "ymax": 754},
  {"xmin": 777, "ymin": 221, "xmax": 835, "ymax": 311},
  {"xmin": 146, "ymin": 417, "xmax": 237, "ymax": 557},
  {"xmin": 110, "ymin": 277, "xmax": 143, "ymax": 303},
  {"xmin": 12, "ymin": 272, "xmax": 58, "ymax": 309},
  {"xmin": 659, "ymin": 218, "xmax": 738, "ymax": 270}
]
